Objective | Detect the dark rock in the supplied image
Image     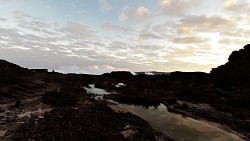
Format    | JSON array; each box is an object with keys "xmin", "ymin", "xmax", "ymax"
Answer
[
  {"xmin": 13, "ymin": 100, "xmax": 21, "ymax": 107},
  {"xmin": 170, "ymin": 71, "xmax": 208, "ymax": 77},
  {"xmin": 6, "ymin": 116, "xmax": 16, "ymax": 122},
  {"xmin": 11, "ymin": 104, "xmax": 164, "ymax": 141},
  {"xmin": 166, "ymin": 98, "xmax": 178, "ymax": 105},
  {"xmin": 211, "ymin": 44, "xmax": 250, "ymax": 80},
  {"xmin": 11, "ymin": 133, "xmax": 24, "ymax": 140}
]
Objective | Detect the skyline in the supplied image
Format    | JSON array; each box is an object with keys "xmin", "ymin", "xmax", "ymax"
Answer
[{"xmin": 0, "ymin": 0, "xmax": 249, "ymax": 74}]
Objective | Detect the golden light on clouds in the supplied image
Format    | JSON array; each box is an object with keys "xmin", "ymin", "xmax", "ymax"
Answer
[{"xmin": 0, "ymin": 0, "xmax": 249, "ymax": 73}]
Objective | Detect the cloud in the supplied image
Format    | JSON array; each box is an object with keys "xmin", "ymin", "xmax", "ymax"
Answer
[
  {"xmin": 0, "ymin": 17, "xmax": 7, "ymax": 21},
  {"xmin": 98, "ymin": 0, "xmax": 113, "ymax": 12},
  {"xmin": 219, "ymin": 38, "xmax": 232, "ymax": 45},
  {"xmin": 108, "ymin": 41, "xmax": 129, "ymax": 50},
  {"xmin": 56, "ymin": 64, "xmax": 132, "ymax": 74},
  {"xmin": 159, "ymin": 0, "xmax": 200, "ymax": 15},
  {"xmin": 165, "ymin": 45, "xmax": 225, "ymax": 67},
  {"xmin": 59, "ymin": 21, "xmax": 96, "ymax": 40},
  {"xmin": 176, "ymin": 15, "xmax": 232, "ymax": 34},
  {"xmin": 137, "ymin": 24, "xmax": 162, "ymax": 40},
  {"xmin": 222, "ymin": 0, "xmax": 250, "ymax": 13},
  {"xmin": 119, "ymin": 6, "xmax": 150, "ymax": 22},
  {"xmin": 171, "ymin": 36, "xmax": 209, "ymax": 44},
  {"xmin": 219, "ymin": 38, "xmax": 249, "ymax": 47},
  {"xmin": 169, "ymin": 47, "xmax": 196, "ymax": 57},
  {"xmin": 101, "ymin": 22, "xmax": 134, "ymax": 34},
  {"xmin": 1, "ymin": 0, "xmax": 249, "ymax": 74},
  {"xmin": 12, "ymin": 10, "xmax": 42, "ymax": 20},
  {"xmin": 0, "ymin": 11, "xmax": 157, "ymax": 73}
]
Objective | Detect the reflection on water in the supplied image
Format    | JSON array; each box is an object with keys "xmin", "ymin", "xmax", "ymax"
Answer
[
  {"xmin": 84, "ymin": 84, "xmax": 245, "ymax": 141},
  {"xmin": 121, "ymin": 104, "xmax": 245, "ymax": 141},
  {"xmin": 84, "ymin": 84, "xmax": 109, "ymax": 100}
]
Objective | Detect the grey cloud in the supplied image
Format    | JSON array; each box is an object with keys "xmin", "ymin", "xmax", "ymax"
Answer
[
  {"xmin": 109, "ymin": 41, "xmax": 129, "ymax": 50},
  {"xmin": 176, "ymin": 15, "xmax": 232, "ymax": 34},
  {"xmin": 1, "ymin": 10, "xmax": 160, "ymax": 73},
  {"xmin": 222, "ymin": 0, "xmax": 250, "ymax": 13},
  {"xmin": 119, "ymin": 6, "xmax": 151, "ymax": 22},
  {"xmin": 151, "ymin": 22, "xmax": 176, "ymax": 37},
  {"xmin": 101, "ymin": 22, "xmax": 134, "ymax": 34},
  {"xmin": 138, "ymin": 24, "xmax": 163, "ymax": 40},
  {"xmin": 171, "ymin": 36, "xmax": 210, "ymax": 44},
  {"xmin": 0, "ymin": 22, "xmax": 144, "ymax": 74},
  {"xmin": 12, "ymin": 11, "xmax": 42, "ymax": 20},
  {"xmin": 220, "ymin": 30, "xmax": 244, "ymax": 37},
  {"xmin": 58, "ymin": 21, "xmax": 96, "ymax": 40},
  {"xmin": 179, "ymin": 15, "xmax": 230, "ymax": 26},
  {"xmin": 219, "ymin": 38, "xmax": 233, "ymax": 45},
  {"xmin": 0, "ymin": 17, "xmax": 7, "ymax": 21},
  {"xmin": 159, "ymin": 0, "xmax": 201, "ymax": 16}
]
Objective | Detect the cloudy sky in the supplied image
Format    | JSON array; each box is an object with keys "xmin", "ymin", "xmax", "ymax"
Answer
[{"xmin": 0, "ymin": 0, "xmax": 249, "ymax": 74}]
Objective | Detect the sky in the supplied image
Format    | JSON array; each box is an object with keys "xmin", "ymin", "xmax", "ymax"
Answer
[{"xmin": 0, "ymin": 0, "xmax": 249, "ymax": 74}]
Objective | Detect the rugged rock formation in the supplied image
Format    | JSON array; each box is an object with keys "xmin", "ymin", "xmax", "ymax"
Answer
[
  {"xmin": 0, "ymin": 60, "xmax": 27, "ymax": 72},
  {"xmin": 210, "ymin": 44, "xmax": 250, "ymax": 80}
]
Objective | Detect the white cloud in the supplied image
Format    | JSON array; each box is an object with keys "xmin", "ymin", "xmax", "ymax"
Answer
[{"xmin": 119, "ymin": 6, "xmax": 150, "ymax": 22}]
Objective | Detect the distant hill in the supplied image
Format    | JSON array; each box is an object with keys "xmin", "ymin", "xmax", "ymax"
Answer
[{"xmin": 210, "ymin": 44, "xmax": 250, "ymax": 80}]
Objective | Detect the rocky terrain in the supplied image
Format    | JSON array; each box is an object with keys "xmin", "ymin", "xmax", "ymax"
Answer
[
  {"xmin": 0, "ymin": 60, "xmax": 172, "ymax": 141},
  {"xmin": 1, "ymin": 44, "xmax": 250, "ymax": 141},
  {"xmin": 94, "ymin": 44, "xmax": 250, "ymax": 140}
]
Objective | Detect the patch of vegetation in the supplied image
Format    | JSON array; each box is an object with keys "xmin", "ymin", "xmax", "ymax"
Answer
[
  {"xmin": 12, "ymin": 103, "xmax": 165, "ymax": 141},
  {"xmin": 42, "ymin": 87, "xmax": 78, "ymax": 107}
]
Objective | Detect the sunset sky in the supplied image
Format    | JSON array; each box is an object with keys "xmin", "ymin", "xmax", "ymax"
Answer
[{"xmin": 0, "ymin": 0, "xmax": 249, "ymax": 74}]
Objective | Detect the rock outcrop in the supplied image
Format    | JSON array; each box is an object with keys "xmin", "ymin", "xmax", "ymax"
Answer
[
  {"xmin": 0, "ymin": 60, "xmax": 29, "ymax": 74},
  {"xmin": 210, "ymin": 44, "xmax": 250, "ymax": 80}
]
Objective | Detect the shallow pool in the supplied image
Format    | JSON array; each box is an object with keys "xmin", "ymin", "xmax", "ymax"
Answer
[{"xmin": 84, "ymin": 84, "xmax": 245, "ymax": 141}]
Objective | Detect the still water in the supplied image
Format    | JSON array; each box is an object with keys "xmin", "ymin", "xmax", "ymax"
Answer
[
  {"xmin": 120, "ymin": 104, "xmax": 245, "ymax": 141},
  {"xmin": 84, "ymin": 84, "xmax": 245, "ymax": 141}
]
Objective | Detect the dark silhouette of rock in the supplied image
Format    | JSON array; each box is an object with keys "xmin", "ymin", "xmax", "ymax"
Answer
[
  {"xmin": 170, "ymin": 71, "xmax": 208, "ymax": 77},
  {"xmin": 110, "ymin": 71, "xmax": 133, "ymax": 77},
  {"xmin": 210, "ymin": 44, "xmax": 250, "ymax": 80},
  {"xmin": 30, "ymin": 69, "xmax": 48, "ymax": 73},
  {"xmin": 101, "ymin": 71, "xmax": 134, "ymax": 82},
  {"xmin": 0, "ymin": 60, "xmax": 32, "ymax": 87},
  {"xmin": 0, "ymin": 59, "xmax": 30, "ymax": 74}
]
